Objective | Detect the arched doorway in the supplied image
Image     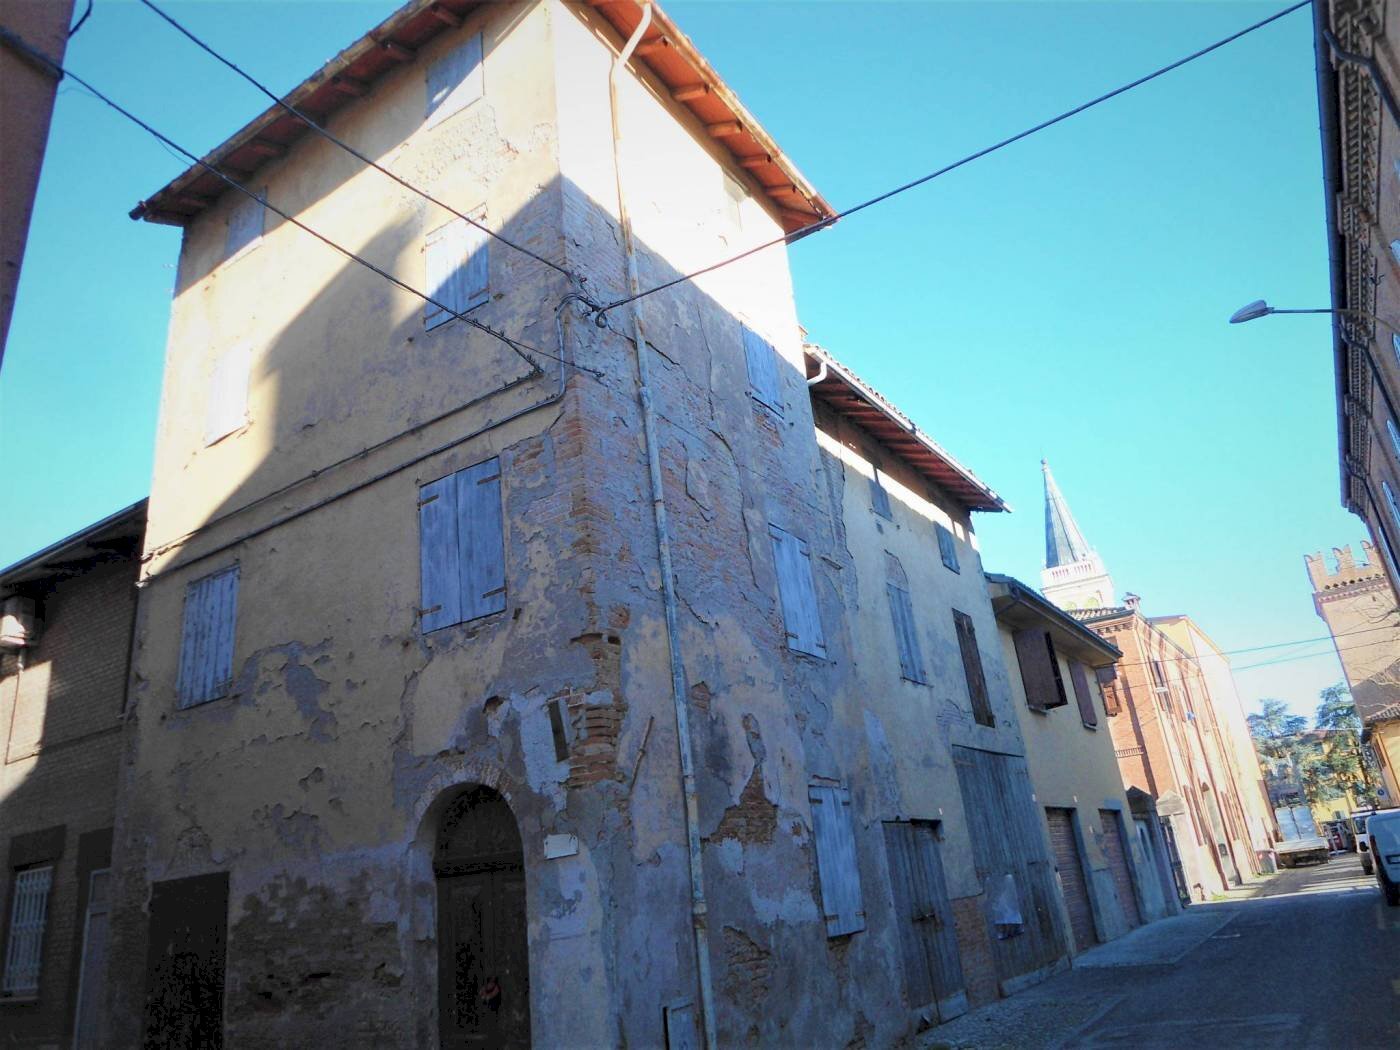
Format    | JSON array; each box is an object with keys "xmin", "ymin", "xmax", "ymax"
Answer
[{"xmin": 435, "ymin": 785, "xmax": 530, "ymax": 1049}]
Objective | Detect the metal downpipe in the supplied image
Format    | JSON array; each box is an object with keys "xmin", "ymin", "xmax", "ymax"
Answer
[{"xmin": 607, "ymin": 5, "xmax": 718, "ymax": 1047}]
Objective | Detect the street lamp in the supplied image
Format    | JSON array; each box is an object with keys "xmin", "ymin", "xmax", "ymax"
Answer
[{"xmin": 1227, "ymin": 299, "xmax": 1341, "ymax": 324}]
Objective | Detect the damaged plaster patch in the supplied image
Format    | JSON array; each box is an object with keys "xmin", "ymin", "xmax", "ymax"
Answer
[
  {"xmin": 862, "ymin": 711, "xmax": 900, "ymax": 815},
  {"xmin": 721, "ymin": 926, "xmax": 774, "ymax": 1014},
  {"xmin": 685, "ymin": 453, "xmax": 715, "ymax": 521},
  {"xmin": 709, "ymin": 715, "xmax": 776, "ymax": 847}
]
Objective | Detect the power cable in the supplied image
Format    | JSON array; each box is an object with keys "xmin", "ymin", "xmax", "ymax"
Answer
[
  {"xmin": 69, "ymin": 0, "xmax": 93, "ymax": 38},
  {"xmin": 1105, "ymin": 621, "xmax": 1400, "ymax": 671},
  {"xmin": 136, "ymin": 0, "xmax": 588, "ymax": 291},
  {"xmin": 589, "ymin": 0, "xmax": 1311, "ymax": 325},
  {"xmin": 1233, "ymin": 638, "xmax": 1399, "ymax": 673},
  {"xmin": 0, "ymin": 26, "xmax": 603, "ymax": 379}
]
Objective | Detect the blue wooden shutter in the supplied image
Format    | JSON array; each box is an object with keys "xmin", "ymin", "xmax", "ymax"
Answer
[
  {"xmin": 177, "ymin": 565, "xmax": 239, "ymax": 708},
  {"xmin": 742, "ymin": 325, "xmax": 782, "ymax": 415},
  {"xmin": 936, "ymin": 523, "xmax": 959, "ymax": 572},
  {"xmin": 425, "ymin": 217, "xmax": 488, "ymax": 329},
  {"xmin": 426, "ymin": 32, "xmax": 484, "ymax": 128},
  {"xmin": 455, "ymin": 456, "xmax": 506, "ymax": 621},
  {"xmin": 769, "ymin": 524, "xmax": 825, "ymax": 657},
  {"xmin": 809, "ymin": 784, "xmax": 864, "ymax": 936},
  {"xmin": 886, "ymin": 583, "xmax": 925, "ymax": 683},
  {"xmin": 419, "ymin": 473, "xmax": 462, "ymax": 631}
]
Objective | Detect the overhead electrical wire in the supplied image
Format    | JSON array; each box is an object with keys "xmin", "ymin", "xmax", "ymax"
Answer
[
  {"xmin": 1232, "ymin": 637, "xmax": 1398, "ymax": 673},
  {"xmin": 588, "ymin": 0, "xmax": 1312, "ymax": 325},
  {"xmin": 136, "ymin": 0, "xmax": 589, "ymax": 292},
  {"xmin": 1106, "ymin": 621, "xmax": 1400, "ymax": 671},
  {"xmin": 0, "ymin": 26, "xmax": 603, "ymax": 380}
]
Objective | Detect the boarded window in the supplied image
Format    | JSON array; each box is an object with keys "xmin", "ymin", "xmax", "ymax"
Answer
[
  {"xmin": 953, "ymin": 610, "xmax": 993, "ymax": 727},
  {"xmin": 723, "ymin": 170, "xmax": 746, "ymax": 227},
  {"xmin": 141, "ymin": 873, "xmax": 228, "ymax": 1049},
  {"xmin": 768, "ymin": 524, "xmax": 825, "ymax": 657},
  {"xmin": 1, "ymin": 865, "xmax": 52, "ymax": 997},
  {"xmin": 205, "ymin": 344, "xmax": 253, "ymax": 446},
  {"xmin": 1068, "ymin": 661, "xmax": 1098, "ymax": 728},
  {"xmin": 425, "ymin": 214, "xmax": 489, "ymax": 329},
  {"xmin": 868, "ymin": 451, "xmax": 892, "ymax": 519},
  {"xmin": 809, "ymin": 784, "xmax": 864, "ymax": 937},
  {"xmin": 742, "ymin": 325, "xmax": 783, "ymax": 415},
  {"xmin": 225, "ymin": 189, "xmax": 265, "ymax": 260},
  {"xmin": 426, "ymin": 32, "xmax": 484, "ymax": 127},
  {"xmin": 1012, "ymin": 627, "xmax": 1068, "ymax": 711},
  {"xmin": 177, "ymin": 566, "xmax": 239, "ymax": 709},
  {"xmin": 1095, "ymin": 666, "xmax": 1121, "ymax": 715},
  {"xmin": 936, "ymin": 523, "xmax": 960, "ymax": 573},
  {"xmin": 419, "ymin": 457, "xmax": 506, "ymax": 632},
  {"xmin": 886, "ymin": 584, "xmax": 926, "ymax": 683}
]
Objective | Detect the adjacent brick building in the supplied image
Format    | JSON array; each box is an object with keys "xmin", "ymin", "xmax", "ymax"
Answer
[
  {"xmin": 1038, "ymin": 462, "xmax": 1272, "ymax": 901},
  {"xmin": 0, "ymin": 499, "xmax": 144, "ymax": 1049}
]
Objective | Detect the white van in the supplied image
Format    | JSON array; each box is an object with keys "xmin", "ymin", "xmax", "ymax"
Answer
[{"xmin": 1369, "ymin": 808, "xmax": 1400, "ymax": 907}]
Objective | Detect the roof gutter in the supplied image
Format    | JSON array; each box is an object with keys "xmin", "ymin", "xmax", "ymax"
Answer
[{"xmin": 1313, "ymin": 0, "xmax": 1353, "ymax": 511}]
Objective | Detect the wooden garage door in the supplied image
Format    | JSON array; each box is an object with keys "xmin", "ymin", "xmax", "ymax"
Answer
[
  {"xmin": 1099, "ymin": 809, "xmax": 1142, "ymax": 928},
  {"xmin": 1045, "ymin": 809, "xmax": 1096, "ymax": 954},
  {"xmin": 952, "ymin": 746, "xmax": 1067, "ymax": 990}
]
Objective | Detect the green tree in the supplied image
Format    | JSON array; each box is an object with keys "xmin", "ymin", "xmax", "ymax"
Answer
[
  {"xmin": 1249, "ymin": 699, "xmax": 1311, "ymax": 806},
  {"xmin": 1313, "ymin": 683, "xmax": 1380, "ymax": 807}
]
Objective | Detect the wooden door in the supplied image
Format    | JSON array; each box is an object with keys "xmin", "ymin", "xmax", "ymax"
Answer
[
  {"xmin": 1098, "ymin": 810, "xmax": 1142, "ymax": 928},
  {"xmin": 436, "ymin": 787, "xmax": 530, "ymax": 1050},
  {"xmin": 952, "ymin": 746, "xmax": 1067, "ymax": 990},
  {"xmin": 883, "ymin": 821, "xmax": 968, "ymax": 1021},
  {"xmin": 1044, "ymin": 810, "xmax": 1096, "ymax": 953}
]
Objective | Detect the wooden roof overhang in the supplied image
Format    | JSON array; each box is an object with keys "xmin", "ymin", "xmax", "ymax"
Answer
[
  {"xmin": 804, "ymin": 346, "xmax": 1007, "ymax": 514},
  {"xmin": 986, "ymin": 573, "xmax": 1121, "ymax": 667},
  {"xmin": 0, "ymin": 499, "xmax": 147, "ymax": 597},
  {"xmin": 131, "ymin": 0, "xmax": 834, "ymax": 232}
]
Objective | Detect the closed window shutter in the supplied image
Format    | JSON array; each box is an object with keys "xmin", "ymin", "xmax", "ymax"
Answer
[
  {"xmin": 1, "ymin": 865, "xmax": 52, "ymax": 996},
  {"xmin": 1069, "ymin": 661, "xmax": 1098, "ymax": 727},
  {"xmin": 886, "ymin": 583, "xmax": 925, "ymax": 683},
  {"xmin": 419, "ymin": 473, "xmax": 462, "ymax": 632},
  {"xmin": 769, "ymin": 525, "xmax": 825, "ymax": 657},
  {"xmin": 936, "ymin": 523, "xmax": 960, "ymax": 573},
  {"xmin": 1095, "ymin": 666, "xmax": 1121, "ymax": 715},
  {"xmin": 809, "ymin": 785, "xmax": 864, "ymax": 937},
  {"xmin": 1012, "ymin": 627, "xmax": 1055, "ymax": 711},
  {"xmin": 426, "ymin": 32, "xmax": 484, "ymax": 128},
  {"xmin": 225, "ymin": 189, "xmax": 264, "ymax": 259},
  {"xmin": 205, "ymin": 344, "xmax": 252, "ymax": 446},
  {"xmin": 177, "ymin": 566, "xmax": 239, "ymax": 708},
  {"xmin": 455, "ymin": 456, "xmax": 506, "ymax": 621},
  {"xmin": 1043, "ymin": 634, "xmax": 1070, "ymax": 708},
  {"xmin": 425, "ymin": 217, "xmax": 488, "ymax": 329},
  {"xmin": 954, "ymin": 610, "xmax": 993, "ymax": 727},
  {"xmin": 742, "ymin": 325, "xmax": 783, "ymax": 415}
]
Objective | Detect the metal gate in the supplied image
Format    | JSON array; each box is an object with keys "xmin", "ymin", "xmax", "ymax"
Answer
[
  {"xmin": 952, "ymin": 746, "xmax": 1067, "ymax": 991},
  {"xmin": 883, "ymin": 821, "xmax": 968, "ymax": 1022},
  {"xmin": 1045, "ymin": 809, "xmax": 1096, "ymax": 953},
  {"xmin": 1099, "ymin": 809, "xmax": 1142, "ymax": 928}
]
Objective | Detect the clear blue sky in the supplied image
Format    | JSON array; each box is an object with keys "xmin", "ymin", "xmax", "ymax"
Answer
[{"xmin": 0, "ymin": 1, "xmax": 1364, "ymax": 720}]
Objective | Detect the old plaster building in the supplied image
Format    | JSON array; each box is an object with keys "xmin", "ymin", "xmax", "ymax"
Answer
[
  {"xmin": 986, "ymin": 574, "xmax": 1179, "ymax": 957},
  {"xmin": 0, "ymin": 500, "xmax": 144, "ymax": 1049},
  {"xmin": 103, "ymin": 1, "xmax": 1072, "ymax": 1046},
  {"xmin": 1307, "ymin": 541, "xmax": 1400, "ymax": 801},
  {"xmin": 1315, "ymin": 0, "xmax": 1400, "ymax": 596},
  {"xmin": 1038, "ymin": 463, "xmax": 1271, "ymax": 901}
]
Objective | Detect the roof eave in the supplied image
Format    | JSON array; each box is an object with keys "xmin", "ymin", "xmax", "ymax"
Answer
[
  {"xmin": 985, "ymin": 572, "xmax": 1122, "ymax": 664},
  {"xmin": 0, "ymin": 498, "xmax": 148, "ymax": 592},
  {"xmin": 804, "ymin": 344, "xmax": 1008, "ymax": 513}
]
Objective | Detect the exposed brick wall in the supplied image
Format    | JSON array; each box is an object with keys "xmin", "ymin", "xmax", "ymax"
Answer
[
  {"xmin": 950, "ymin": 894, "xmax": 998, "ymax": 1007},
  {"xmin": 0, "ymin": 556, "xmax": 135, "ymax": 1046}
]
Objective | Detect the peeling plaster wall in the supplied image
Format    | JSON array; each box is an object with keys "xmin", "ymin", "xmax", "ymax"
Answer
[{"xmin": 109, "ymin": 1, "xmax": 1038, "ymax": 1046}]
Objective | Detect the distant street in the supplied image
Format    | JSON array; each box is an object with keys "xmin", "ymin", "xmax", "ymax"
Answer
[{"xmin": 927, "ymin": 853, "xmax": 1400, "ymax": 1049}]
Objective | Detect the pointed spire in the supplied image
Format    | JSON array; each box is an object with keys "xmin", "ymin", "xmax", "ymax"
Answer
[{"xmin": 1042, "ymin": 459, "xmax": 1092, "ymax": 568}]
